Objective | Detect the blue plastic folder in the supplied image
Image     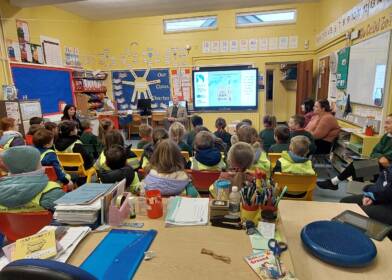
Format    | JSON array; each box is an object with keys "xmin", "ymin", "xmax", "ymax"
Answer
[{"xmin": 80, "ymin": 229, "xmax": 157, "ymax": 280}]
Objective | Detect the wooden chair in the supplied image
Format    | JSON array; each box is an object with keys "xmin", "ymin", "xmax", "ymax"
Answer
[
  {"xmin": 268, "ymin": 153, "xmax": 282, "ymax": 170},
  {"xmin": 128, "ymin": 113, "xmax": 142, "ymax": 139},
  {"xmin": 186, "ymin": 169, "xmax": 221, "ymax": 193},
  {"xmin": 131, "ymin": 148, "xmax": 144, "ymax": 161},
  {"xmin": 272, "ymin": 172, "xmax": 317, "ymax": 201},
  {"xmin": 0, "ymin": 211, "xmax": 53, "ymax": 242},
  {"xmin": 56, "ymin": 153, "xmax": 96, "ymax": 183},
  {"xmin": 151, "ymin": 112, "xmax": 166, "ymax": 128}
]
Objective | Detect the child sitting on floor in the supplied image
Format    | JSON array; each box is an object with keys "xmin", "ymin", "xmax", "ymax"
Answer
[
  {"xmin": 0, "ymin": 146, "xmax": 64, "ymax": 212},
  {"xmin": 141, "ymin": 128, "xmax": 169, "ymax": 169},
  {"xmin": 288, "ymin": 115, "xmax": 316, "ymax": 154},
  {"xmin": 95, "ymin": 130, "xmax": 139, "ymax": 171},
  {"xmin": 33, "ymin": 128, "xmax": 73, "ymax": 190},
  {"xmin": 98, "ymin": 118, "xmax": 114, "ymax": 147},
  {"xmin": 137, "ymin": 124, "xmax": 153, "ymax": 149},
  {"xmin": 29, "ymin": 117, "xmax": 44, "ymax": 126},
  {"xmin": 97, "ymin": 145, "xmax": 139, "ymax": 192},
  {"xmin": 210, "ymin": 142, "xmax": 256, "ymax": 197},
  {"xmin": 44, "ymin": 122, "xmax": 59, "ymax": 143},
  {"xmin": 169, "ymin": 121, "xmax": 192, "ymax": 155},
  {"xmin": 273, "ymin": 135, "xmax": 315, "ymax": 175},
  {"xmin": 259, "ymin": 115, "xmax": 277, "ymax": 152},
  {"xmin": 238, "ymin": 125, "xmax": 270, "ymax": 173},
  {"xmin": 80, "ymin": 119, "xmax": 102, "ymax": 159},
  {"xmin": 191, "ymin": 131, "xmax": 226, "ymax": 171},
  {"xmin": 141, "ymin": 139, "xmax": 198, "ymax": 197},
  {"xmin": 25, "ymin": 124, "xmax": 42, "ymax": 145},
  {"xmin": 269, "ymin": 125, "xmax": 290, "ymax": 153}
]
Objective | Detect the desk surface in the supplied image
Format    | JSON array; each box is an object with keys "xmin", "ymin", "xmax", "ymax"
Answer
[
  {"xmin": 279, "ymin": 200, "xmax": 392, "ymax": 280},
  {"xmin": 68, "ymin": 218, "xmax": 261, "ymax": 279}
]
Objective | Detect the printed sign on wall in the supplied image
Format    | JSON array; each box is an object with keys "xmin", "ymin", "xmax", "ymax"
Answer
[{"xmin": 112, "ymin": 68, "xmax": 171, "ymax": 111}]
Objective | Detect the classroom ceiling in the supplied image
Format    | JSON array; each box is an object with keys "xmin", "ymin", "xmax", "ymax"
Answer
[{"xmin": 10, "ymin": 0, "xmax": 318, "ymax": 21}]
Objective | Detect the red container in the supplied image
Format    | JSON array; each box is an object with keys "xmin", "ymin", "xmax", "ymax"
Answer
[{"xmin": 146, "ymin": 190, "xmax": 163, "ymax": 219}]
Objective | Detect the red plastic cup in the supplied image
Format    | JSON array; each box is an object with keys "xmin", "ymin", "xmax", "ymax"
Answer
[{"xmin": 146, "ymin": 189, "xmax": 163, "ymax": 219}]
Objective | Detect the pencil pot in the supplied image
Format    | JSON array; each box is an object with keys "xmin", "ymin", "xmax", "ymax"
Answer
[
  {"xmin": 146, "ymin": 190, "xmax": 163, "ymax": 219},
  {"xmin": 260, "ymin": 205, "xmax": 278, "ymax": 222},
  {"xmin": 240, "ymin": 204, "xmax": 260, "ymax": 224}
]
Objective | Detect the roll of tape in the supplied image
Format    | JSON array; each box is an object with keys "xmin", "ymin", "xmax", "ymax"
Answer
[{"xmin": 115, "ymin": 194, "xmax": 127, "ymax": 208}]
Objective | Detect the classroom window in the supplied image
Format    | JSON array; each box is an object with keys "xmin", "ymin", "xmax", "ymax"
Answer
[
  {"xmin": 236, "ymin": 9, "xmax": 296, "ymax": 27},
  {"xmin": 164, "ymin": 16, "xmax": 217, "ymax": 33}
]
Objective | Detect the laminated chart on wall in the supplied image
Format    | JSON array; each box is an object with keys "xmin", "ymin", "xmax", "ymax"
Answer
[
  {"xmin": 336, "ymin": 47, "xmax": 350, "ymax": 90},
  {"xmin": 112, "ymin": 68, "xmax": 171, "ymax": 111},
  {"xmin": 170, "ymin": 68, "xmax": 193, "ymax": 109}
]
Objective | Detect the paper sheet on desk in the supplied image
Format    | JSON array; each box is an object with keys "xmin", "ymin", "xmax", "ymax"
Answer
[{"xmin": 166, "ymin": 197, "xmax": 209, "ymax": 226}]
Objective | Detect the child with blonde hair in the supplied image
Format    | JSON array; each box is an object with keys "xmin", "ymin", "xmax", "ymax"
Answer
[
  {"xmin": 169, "ymin": 121, "xmax": 192, "ymax": 155},
  {"xmin": 209, "ymin": 142, "xmax": 256, "ymax": 197},
  {"xmin": 137, "ymin": 124, "xmax": 153, "ymax": 149},
  {"xmin": 273, "ymin": 135, "xmax": 315, "ymax": 175},
  {"xmin": 141, "ymin": 140, "xmax": 198, "ymax": 197},
  {"xmin": 191, "ymin": 131, "xmax": 226, "ymax": 171},
  {"xmin": 237, "ymin": 125, "xmax": 270, "ymax": 173}
]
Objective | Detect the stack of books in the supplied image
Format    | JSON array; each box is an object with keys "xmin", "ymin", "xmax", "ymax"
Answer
[{"xmin": 53, "ymin": 182, "xmax": 118, "ymax": 225}]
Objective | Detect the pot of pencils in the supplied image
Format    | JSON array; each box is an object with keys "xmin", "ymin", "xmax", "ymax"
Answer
[{"xmin": 240, "ymin": 185, "xmax": 261, "ymax": 224}]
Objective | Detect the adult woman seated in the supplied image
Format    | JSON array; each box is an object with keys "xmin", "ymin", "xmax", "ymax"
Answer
[
  {"xmin": 305, "ymin": 99, "xmax": 340, "ymax": 154},
  {"xmin": 318, "ymin": 114, "xmax": 392, "ymax": 190}
]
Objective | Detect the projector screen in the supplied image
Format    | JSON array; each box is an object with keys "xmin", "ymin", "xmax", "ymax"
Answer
[{"xmin": 192, "ymin": 66, "xmax": 258, "ymax": 111}]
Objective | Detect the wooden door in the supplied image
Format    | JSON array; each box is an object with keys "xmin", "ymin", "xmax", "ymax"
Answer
[
  {"xmin": 317, "ymin": 56, "xmax": 330, "ymax": 100},
  {"xmin": 296, "ymin": 59, "xmax": 313, "ymax": 114}
]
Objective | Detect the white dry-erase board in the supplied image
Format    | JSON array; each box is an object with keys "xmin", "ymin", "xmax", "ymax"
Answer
[{"xmin": 346, "ymin": 31, "xmax": 391, "ymax": 107}]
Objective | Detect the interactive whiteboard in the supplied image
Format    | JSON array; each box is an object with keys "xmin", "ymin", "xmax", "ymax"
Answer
[{"xmin": 346, "ymin": 31, "xmax": 391, "ymax": 107}]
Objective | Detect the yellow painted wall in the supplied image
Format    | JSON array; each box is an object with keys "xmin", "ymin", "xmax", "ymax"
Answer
[
  {"xmin": 90, "ymin": 2, "xmax": 318, "ymax": 130},
  {"xmin": 0, "ymin": 1, "xmax": 93, "ymax": 83}
]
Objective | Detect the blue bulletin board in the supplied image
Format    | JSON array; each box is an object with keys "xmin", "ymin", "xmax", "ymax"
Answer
[
  {"xmin": 112, "ymin": 68, "xmax": 171, "ymax": 111},
  {"xmin": 11, "ymin": 63, "xmax": 74, "ymax": 115}
]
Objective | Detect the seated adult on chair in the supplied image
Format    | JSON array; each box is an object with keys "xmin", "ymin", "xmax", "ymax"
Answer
[
  {"xmin": 0, "ymin": 146, "xmax": 64, "ymax": 212},
  {"xmin": 164, "ymin": 97, "xmax": 187, "ymax": 130},
  {"xmin": 305, "ymin": 99, "xmax": 340, "ymax": 154},
  {"xmin": 319, "ymin": 114, "xmax": 392, "ymax": 190},
  {"xmin": 341, "ymin": 164, "xmax": 392, "ymax": 226},
  {"xmin": 55, "ymin": 121, "xmax": 94, "ymax": 170}
]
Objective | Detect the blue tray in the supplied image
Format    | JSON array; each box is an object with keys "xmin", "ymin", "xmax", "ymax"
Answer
[
  {"xmin": 301, "ymin": 220, "xmax": 377, "ymax": 267},
  {"xmin": 80, "ymin": 229, "xmax": 157, "ymax": 280}
]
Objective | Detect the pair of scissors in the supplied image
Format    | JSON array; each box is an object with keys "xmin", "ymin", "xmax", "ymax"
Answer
[{"xmin": 268, "ymin": 238, "xmax": 288, "ymax": 278}]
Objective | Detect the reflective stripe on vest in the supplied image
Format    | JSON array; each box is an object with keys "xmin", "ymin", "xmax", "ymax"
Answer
[
  {"xmin": 61, "ymin": 140, "xmax": 83, "ymax": 153},
  {"xmin": 191, "ymin": 158, "xmax": 226, "ymax": 171},
  {"xmin": 279, "ymin": 152, "xmax": 315, "ymax": 175},
  {"xmin": 0, "ymin": 181, "xmax": 61, "ymax": 213},
  {"xmin": 3, "ymin": 137, "xmax": 15, "ymax": 150},
  {"xmin": 40, "ymin": 149, "xmax": 56, "ymax": 161}
]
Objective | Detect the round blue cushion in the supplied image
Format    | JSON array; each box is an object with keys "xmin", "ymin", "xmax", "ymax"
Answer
[
  {"xmin": 4, "ymin": 259, "xmax": 97, "ymax": 280},
  {"xmin": 301, "ymin": 220, "xmax": 377, "ymax": 267}
]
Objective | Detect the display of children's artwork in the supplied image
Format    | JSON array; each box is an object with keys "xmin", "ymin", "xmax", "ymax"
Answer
[{"xmin": 112, "ymin": 68, "xmax": 171, "ymax": 111}]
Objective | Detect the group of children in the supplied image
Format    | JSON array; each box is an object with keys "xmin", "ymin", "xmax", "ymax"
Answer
[{"xmin": 0, "ymin": 110, "xmax": 317, "ymax": 213}]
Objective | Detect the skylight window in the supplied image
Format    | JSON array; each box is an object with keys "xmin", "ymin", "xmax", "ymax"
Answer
[
  {"xmin": 236, "ymin": 10, "xmax": 297, "ymax": 27},
  {"xmin": 164, "ymin": 16, "xmax": 217, "ymax": 33}
]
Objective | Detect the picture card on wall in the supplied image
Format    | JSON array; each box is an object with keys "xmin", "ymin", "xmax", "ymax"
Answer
[
  {"xmin": 248, "ymin": 38, "xmax": 258, "ymax": 51},
  {"xmin": 220, "ymin": 40, "xmax": 229, "ymax": 53},
  {"xmin": 239, "ymin": 39, "xmax": 248, "ymax": 52},
  {"xmin": 259, "ymin": 38, "xmax": 268, "ymax": 51},
  {"xmin": 289, "ymin": 36, "xmax": 298, "ymax": 49},
  {"xmin": 278, "ymin": 36, "xmax": 289, "ymax": 49},
  {"xmin": 211, "ymin": 41, "xmax": 220, "ymax": 53},
  {"xmin": 268, "ymin": 37, "xmax": 278, "ymax": 50},
  {"xmin": 230, "ymin": 40, "xmax": 239, "ymax": 52},
  {"xmin": 202, "ymin": 41, "xmax": 211, "ymax": 53}
]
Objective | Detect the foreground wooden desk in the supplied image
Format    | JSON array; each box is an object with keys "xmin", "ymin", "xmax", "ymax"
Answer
[
  {"xmin": 68, "ymin": 218, "xmax": 263, "ymax": 279},
  {"xmin": 279, "ymin": 200, "xmax": 392, "ymax": 280}
]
